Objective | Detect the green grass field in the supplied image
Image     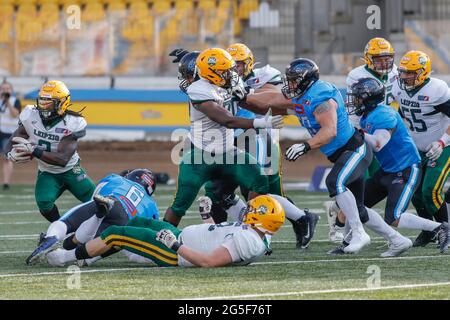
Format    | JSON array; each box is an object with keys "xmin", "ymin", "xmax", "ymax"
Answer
[{"xmin": 0, "ymin": 185, "xmax": 449, "ymax": 300}]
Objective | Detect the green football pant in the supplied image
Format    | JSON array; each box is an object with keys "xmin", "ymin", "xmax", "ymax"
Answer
[
  {"xmin": 412, "ymin": 147, "xmax": 450, "ymax": 217},
  {"xmin": 35, "ymin": 162, "xmax": 96, "ymax": 212},
  {"xmin": 100, "ymin": 216, "xmax": 180, "ymax": 267},
  {"xmin": 169, "ymin": 147, "xmax": 269, "ymax": 216}
]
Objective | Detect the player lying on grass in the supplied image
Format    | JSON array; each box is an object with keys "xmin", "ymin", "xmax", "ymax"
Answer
[
  {"xmin": 331, "ymin": 77, "xmax": 449, "ymax": 255},
  {"xmin": 5, "ymin": 80, "xmax": 96, "ymax": 222},
  {"xmin": 170, "ymin": 47, "xmax": 318, "ymax": 249},
  {"xmin": 26, "ymin": 169, "xmax": 158, "ymax": 265},
  {"xmin": 45, "ymin": 195, "xmax": 285, "ymax": 268}
]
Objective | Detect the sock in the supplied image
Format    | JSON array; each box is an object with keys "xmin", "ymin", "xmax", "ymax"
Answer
[
  {"xmin": 46, "ymin": 221, "xmax": 68, "ymax": 240},
  {"xmin": 435, "ymin": 204, "xmax": 448, "ymax": 223},
  {"xmin": 40, "ymin": 205, "xmax": 60, "ymax": 223},
  {"xmin": 225, "ymin": 197, "xmax": 246, "ymax": 221},
  {"xmin": 335, "ymin": 190, "xmax": 364, "ymax": 231},
  {"xmin": 61, "ymin": 249, "xmax": 77, "ymax": 264},
  {"xmin": 335, "ymin": 216, "xmax": 345, "ymax": 227},
  {"xmin": 364, "ymin": 208, "xmax": 399, "ymax": 241},
  {"xmin": 270, "ymin": 194, "xmax": 305, "ymax": 221},
  {"xmin": 446, "ymin": 190, "xmax": 450, "ymax": 223},
  {"xmin": 75, "ymin": 244, "xmax": 91, "ymax": 260},
  {"xmin": 75, "ymin": 215, "xmax": 104, "ymax": 244},
  {"xmin": 397, "ymin": 212, "xmax": 440, "ymax": 231}
]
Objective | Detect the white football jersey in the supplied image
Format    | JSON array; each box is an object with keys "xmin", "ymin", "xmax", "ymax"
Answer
[
  {"xmin": 178, "ymin": 222, "xmax": 269, "ymax": 267},
  {"xmin": 187, "ymin": 79, "xmax": 235, "ymax": 154},
  {"xmin": 19, "ymin": 105, "xmax": 87, "ymax": 174},
  {"xmin": 245, "ymin": 64, "xmax": 282, "ymax": 90},
  {"xmin": 346, "ymin": 65, "xmax": 398, "ymax": 128},
  {"xmin": 392, "ymin": 77, "xmax": 450, "ymax": 152}
]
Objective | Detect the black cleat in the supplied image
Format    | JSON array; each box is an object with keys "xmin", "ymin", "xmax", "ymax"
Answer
[
  {"xmin": 434, "ymin": 223, "xmax": 450, "ymax": 253},
  {"xmin": 37, "ymin": 232, "xmax": 46, "ymax": 246},
  {"xmin": 413, "ymin": 230, "xmax": 436, "ymax": 247},
  {"xmin": 288, "ymin": 218, "xmax": 304, "ymax": 249},
  {"xmin": 298, "ymin": 209, "xmax": 320, "ymax": 249},
  {"xmin": 93, "ymin": 195, "xmax": 115, "ymax": 218},
  {"xmin": 327, "ymin": 242, "xmax": 348, "ymax": 255},
  {"xmin": 26, "ymin": 235, "xmax": 59, "ymax": 266}
]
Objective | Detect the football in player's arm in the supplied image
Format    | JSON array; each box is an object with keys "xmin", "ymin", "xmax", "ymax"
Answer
[{"xmin": 5, "ymin": 80, "xmax": 96, "ymax": 222}]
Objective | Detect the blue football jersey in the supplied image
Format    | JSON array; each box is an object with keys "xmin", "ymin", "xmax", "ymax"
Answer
[
  {"xmin": 94, "ymin": 174, "xmax": 159, "ymax": 220},
  {"xmin": 291, "ymin": 79, "xmax": 355, "ymax": 157},
  {"xmin": 360, "ymin": 105, "xmax": 421, "ymax": 173}
]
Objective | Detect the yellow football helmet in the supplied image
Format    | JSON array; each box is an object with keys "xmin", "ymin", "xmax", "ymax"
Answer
[
  {"xmin": 364, "ymin": 37, "xmax": 395, "ymax": 75},
  {"xmin": 242, "ymin": 195, "xmax": 285, "ymax": 235},
  {"xmin": 226, "ymin": 43, "xmax": 254, "ymax": 78},
  {"xmin": 37, "ymin": 80, "xmax": 71, "ymax": 122},
  {"xmin": 398, "ymin": 50, "xmax": 431, "ymax": 91},
  {"xmin": 196, "ymin": 48, "xmax": 236, "ymax": 88}
]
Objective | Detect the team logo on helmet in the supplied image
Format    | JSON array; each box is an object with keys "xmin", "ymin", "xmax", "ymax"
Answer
[
  {"xmin": 419, "ymin": 56, "xmax": 427, "ymax": 65},
  {"xmin": 258, "ymin": 205, "xmax": 268, "ymax": 214},
  {"xmin": 207, "ymin": 57, "xmax": 216, "ymax": 66}
]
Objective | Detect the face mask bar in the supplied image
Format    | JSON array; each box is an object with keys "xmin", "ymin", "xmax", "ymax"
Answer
[
  {"xmin": 369, "ymin": 54, "xmax": 394, "ymax": 75},
  {"xmin": 398, "ymin": 69, "xmax": 420, "ymax": 91}
]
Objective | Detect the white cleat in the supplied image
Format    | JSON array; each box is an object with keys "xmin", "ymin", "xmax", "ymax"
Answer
[
  {"xmin": 380, "ymin": 236, "xmax": 413, "ymax": 258},
  {"xmin": 324, "ymin": 201, "xmax": 345, "ymax": 243},
  {"xmin": 46, "ymin": 248, "xmax": 67, "ymax": 267},
  {"xmin": 343, "ymin": 229, "xmax": 371, "ymax": 254}
]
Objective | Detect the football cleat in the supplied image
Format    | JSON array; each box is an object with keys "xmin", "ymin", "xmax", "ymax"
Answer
[
  {"xmin": 434, "ymin": 223, "xmax": 450, "ymax": 253},
  {"xmin": 327, "ymin": 242, "xmax": 348, "ymax": 255},
  {"xmin": 37, "ymin": 232, "xmax": 46, "ymax": 246},
  {"xmin": 26, "ymin": 235, "xmax": 59, "ymax": 266},
  {"xmin": 93, "ymin": 194, "xmax": 116, "ymax": 218},
  {"xmin": 288, "ymin": 217, "xmax": 304, "ymax": 249},
  {"xmin": 298, "ymin": 209, "xmax": 320, "ymax": 249},
  {"xmin": 343, "ymin": 228, "xmax": 370, "ymax": 254},
  {"xmin": 46, "ymin": 248, "xmax": 66, "ymax": 267},
  {"xmin": 412, "ymin": 230, "xmax": 436, "ymax": 247},
  {"xmin": 380, "ymin": 236, "xmax": 412, "ymax": 258}
]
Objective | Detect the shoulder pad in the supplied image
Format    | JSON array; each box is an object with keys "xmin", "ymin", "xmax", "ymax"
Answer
[
  {"xmin": 425, "ymin": 78, "xmax": 450, "ymax": 104},
  {"xmin": 19, "ymin": 105, "xmax": 36, "ymax": 124},
  {"xmin": 187, "ymin": 80, "xmax": 222, "ymax": 104},
  {"xmin": 65, "ymin": 115, "xmax": 87, "ymax": 133}
]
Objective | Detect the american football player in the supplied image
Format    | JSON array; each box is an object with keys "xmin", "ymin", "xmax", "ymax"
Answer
[
  {"xmin": 46, "ymin": 195, "xmax": 285, "ymax": 268},
  {"xmin": 163, "ymin": 48, "xmax": 284, "ymax": 227},
  {"xmin": 325, "ymin": 37, "xmax": 398, "ymax": 243},
  {"xmin": 334, "ymin": 77, "xmax": 449, "ymax": 255},
  {"xmin": 26, "ymin": 169, "xmax": 159, "ymax": 265},
  {"xmin": 5, "ymin": 80, "xmax": 95, "ymax": 222},
  {"xmin": 392, "ymin": 51, "xmax": 450, "ymax": 247}
]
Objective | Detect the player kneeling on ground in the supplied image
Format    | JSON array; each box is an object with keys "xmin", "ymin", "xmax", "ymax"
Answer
[
  {"xmin": 26, "ymin": 169, "xmax": 158, "ymax": 265},
  {"xmin": 5, "ymin": 80, "xmax": 95, "ymax": 222},
  {"xmin": 46, "ymin": 195, "xmax": 284, "ymax": 268}
]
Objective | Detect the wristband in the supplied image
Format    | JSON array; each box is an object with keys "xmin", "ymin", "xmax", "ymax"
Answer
[
  {"xmin": 32, "ymin": 148, "xmax": 43, "ymax": 159},
  {"xmin": 304, "ymin": 141, "xmax": 311, "ymax": 152},
  {"xmin": 171, "ymin": 241, "xmax": 181, "ymax": 252},
  {"xmin": 440, "ymin": 132, "xmax": 450, "ymax": 147},
  {"xmin": 438, "ymin": 140, "xmax": 446, "ymax": 149}
]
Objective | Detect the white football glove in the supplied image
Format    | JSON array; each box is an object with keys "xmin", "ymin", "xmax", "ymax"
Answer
[
  {"xmin": 156, "ymin": 229, "xmax": 178, "ymax": 250},
  {"xmin": 231, "ymin": 78, "xmax": 248, "ymax": 101},
  {"xmin": 253, "ymin": 109, "xmax": 284, "ymax": 129},
  {"xmin": 198, "ymin": 196, "xmax": 212, "ymax": 214},
  {"xmin": 426, "ymin": 141, "xmax": 444, "ymax": 161},
  {"xmin": 7, "ymin": 148, "xmax": 31, "ymax": 164},
  {"xmin": 12, "ymin": 136, "xmax": 36, "ymax": 154},
  {"xmin": 285, "ymin": 142, "xmax": 311, "ymax": 161}
]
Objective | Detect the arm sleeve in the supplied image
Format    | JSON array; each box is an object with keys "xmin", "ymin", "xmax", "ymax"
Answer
[
  {"xmin": 434, "ymin": 98, "xmax": 450, "ymax": 117},
  {"xmin": 221, "ymin": 230, "xmax": 265, "ymax": 263}
]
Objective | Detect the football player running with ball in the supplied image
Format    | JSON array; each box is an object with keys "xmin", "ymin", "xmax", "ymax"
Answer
[
  {"xmin": 46, "ymin": 195, "xmax": 284, "ymax": 268},
  {"xmin": 163, "ymin": 48, "xmax": 284, "ymax": 227},
  {"xmin": 392, "ymin": 51, "xmax": 450, "ymax": 247},
  {"xmin": 5, "ymin": 80, "xmax": 95, "ymax": 222}
]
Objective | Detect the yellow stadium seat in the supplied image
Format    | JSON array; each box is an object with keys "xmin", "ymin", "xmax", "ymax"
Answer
[
  {"xmin": 152, "ymin": 0, "xmax": 171, "ymax": 15},
  {"xmin": 238, "ymin": 0, "xmax": 258, "ymax": 19},
  {"xmin": 83, "ymin": 1, "xmax": 106, "ymax": 22},
  {"xmin": 107, "ymin": 0, "xmax": 126, "ymax": 12},
  {"xmin": 233, "ymin": 16, "xmax": 241, "ymax": 35},
  {"xmin": 129, "ymin": 0, "xmax": 150, "ymax": 19},
  {"xmin": 39, "ymin": 3, "xmax": 60, "ymax": 29},
  {"xmin": 0, "ymin": 22, "xmax": 12, "ymax": 43},
  {"xmin": 198, "ymin": 0, "xmax": 216, "ymax": 10},
  {"xmin": 218, "ymin": 0, "xmax": 231, "ymax": 10},
  {"xmin": 0, "ymin": 4, "xmax": 14, "ymax": 19}
]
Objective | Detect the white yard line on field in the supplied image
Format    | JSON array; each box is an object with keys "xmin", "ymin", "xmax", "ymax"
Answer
[
  {"xmin": 0, "ymin": 254, "xmax": 448, "ymax": 278},
  {"xmin": 184, "ymin": 281, "xmax": 450, "ymax": 300}
]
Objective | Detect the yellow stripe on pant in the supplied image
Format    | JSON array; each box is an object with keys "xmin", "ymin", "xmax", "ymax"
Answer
[
  {"xmin": 103, "ymin": 235, "xmax": 178, "ymax": 266},
  {"xmin": 433, "ymin": 157, "xmax": 450, "ymax": 208}
]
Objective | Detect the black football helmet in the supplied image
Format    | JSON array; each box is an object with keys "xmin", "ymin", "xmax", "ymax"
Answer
[
  {"xmin": 178, "ymin": 51, "xmax": 200, "ymax": 93},
  {"xmin": 346, "ymin": 77, "xmax": 385, "ymax": 116},
  {"xmin": 282, "ymin": 58, "xmax": 319, "ymax": 99},
  {"xmin": 125, "ymin": 169, "xmax": 156, "ymax": 196}
]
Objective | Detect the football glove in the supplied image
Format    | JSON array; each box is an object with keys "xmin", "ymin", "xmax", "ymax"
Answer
[
  {"xmin": 197, "ymin": 196, "xmax": 212, "ymax": 220},
  {"xmin": 426, "ymin": 140, "xmax": 444, "ymax": 161},
  {"xmin": 285, "ymin": 142, "xmax": 311, "ymax": 161},
  {"xmin": 156, "ymin": 229, "xmax": 180, "ymax": 251},
  {"xmin": 12, "ymin": 136, "xmax": 36, "ymax": 154},
  {"xmin": 253, "ymin": 109, "xmax": 284, "ymax": 129},
  {"xmin": 7, "ymin": 148, "xmax": 31, "ymax": 164}
]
